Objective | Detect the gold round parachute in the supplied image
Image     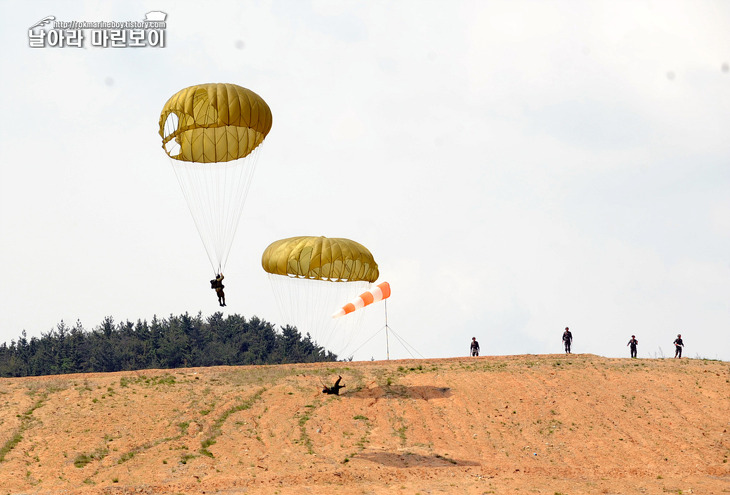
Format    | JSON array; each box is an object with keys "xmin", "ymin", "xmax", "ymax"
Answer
[
  {"xmin": 159, "ymin": 83, "xmax": 273, "ymax": 163},
  {"xmin": 262, "ymin": 236, "xmax": 379, "ymax": 282}
]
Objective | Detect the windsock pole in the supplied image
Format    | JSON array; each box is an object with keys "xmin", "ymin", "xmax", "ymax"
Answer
[
  {"xmin": 385, "ymin": 299, "xmax": 390, "ymax": 360},
  {"xmin": 332, "ymin": 281, "xmax": 395, "ymax": 360}
]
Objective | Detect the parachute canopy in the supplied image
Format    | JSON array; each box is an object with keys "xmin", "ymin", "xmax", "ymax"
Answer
[
  {"xmin": 261, "ymin": 236, "xmax": 379, "ymax": 282},
  {"xmin": 159, "ymin": 83, "xmax": 273, "ymax": 163}
]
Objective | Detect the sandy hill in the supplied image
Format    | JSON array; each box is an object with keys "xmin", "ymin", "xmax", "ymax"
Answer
[{"xmin": 0, "ymin": 354, "xmax": 728, "ymax": 495}]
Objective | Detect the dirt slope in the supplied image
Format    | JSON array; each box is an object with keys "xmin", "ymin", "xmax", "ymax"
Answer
[{"xmin": 0, "ymin": 354, "xmax": 728, "ymax": 495}]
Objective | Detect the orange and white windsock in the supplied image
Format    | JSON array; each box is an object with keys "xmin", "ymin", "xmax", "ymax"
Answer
[{"xmin": 332, "ymin": 282, "xmax": 391, "ymax": 318}]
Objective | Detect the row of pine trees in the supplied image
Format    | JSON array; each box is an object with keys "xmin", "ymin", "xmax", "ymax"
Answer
[{"xmin": 0, "ymin": 313, "xmax": 336, "ymax": 377}]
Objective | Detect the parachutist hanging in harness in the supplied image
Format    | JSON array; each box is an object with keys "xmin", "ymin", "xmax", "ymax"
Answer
[
  {"xmin": 160, "ymin": 83, "xmax": 272, "ymax": 285},
  {"xmin": 210, "ymin": 273, "xmax": 226, "ymax": 307},
  {"xmin": 322, "ymin": 376, "xmax": 345, "ymax": 395}
]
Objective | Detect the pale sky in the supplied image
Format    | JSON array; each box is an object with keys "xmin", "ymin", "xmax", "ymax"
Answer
[{"xmin": 1, "ymin": 0, "xmax": 728, "ymax": 362}]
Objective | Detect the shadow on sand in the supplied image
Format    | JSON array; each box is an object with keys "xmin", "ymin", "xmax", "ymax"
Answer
[
  {"xmin": 355, "ymin": 451, "xmax": 479, "ymax": 468},
  {"xmin": 346, "ymin": 385, "xmax": 452, "ymax": 400}
]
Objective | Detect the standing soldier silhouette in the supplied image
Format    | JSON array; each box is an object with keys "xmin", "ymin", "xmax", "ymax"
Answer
[
  {"xmin": 673, "ymin": 334, "xmax": 684, "ymax": 358},
  {"xmin": 470, "ymin": 337, "xmax": 480, "ymax": 357},
  {"xmin": 627, "ymin": 335, "xmax": 638, "ymax": 358},
  {"xmin": 562, "ymin": 327, "xmax": 573, "ymax": 354}
]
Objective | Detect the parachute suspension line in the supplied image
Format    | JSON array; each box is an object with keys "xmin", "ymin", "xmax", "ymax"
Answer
[
  {"xmin": 314, "ymin": 278, "xmax": 366, "ymax": 357},
  {"xmin": 164, "ymin": 111, "xmax": 217, "ymax": 272},
  {"xmin": 170, "ymin": 161, "xmax": 218, "ymax": 273},
  {"xmin": 267, "ymin": 275, "xmax": 369, "ymax": 358},
  {"xmin": 329, "ymin": 284, "xmax": 370, "ymax": 358},
  {"xmin": 220, "ymin": 145, "xmax": 261, "ymax": 272},
  {"xmin": 169, "ymin": 147, "xmax": 262, "ymax": 275}
]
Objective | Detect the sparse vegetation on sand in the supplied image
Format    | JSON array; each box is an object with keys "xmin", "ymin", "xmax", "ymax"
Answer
[{"xmin": 0, "ymin": 354, "xmax": 727, "ymax": 494}]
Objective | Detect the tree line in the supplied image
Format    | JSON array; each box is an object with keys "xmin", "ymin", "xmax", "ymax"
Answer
[{"xmin": 0, "ymin": 312, "xmax": 336, "ymax": 378}]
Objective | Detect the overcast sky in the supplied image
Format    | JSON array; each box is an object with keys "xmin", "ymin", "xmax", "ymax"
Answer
[{"xmin": 1, "ymin": 0, "xmax": 728, "ymax": 362}]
